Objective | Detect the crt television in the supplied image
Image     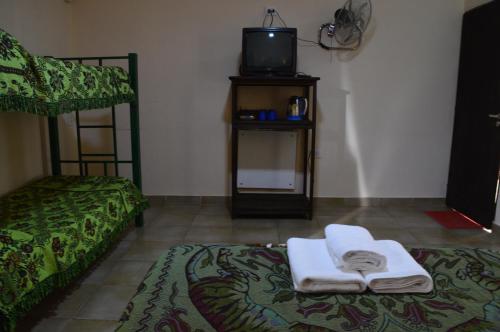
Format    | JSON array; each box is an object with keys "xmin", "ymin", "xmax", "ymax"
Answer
[{"xmin": 241, "ymin": 27, "xmax": 297, "ymax": 76}]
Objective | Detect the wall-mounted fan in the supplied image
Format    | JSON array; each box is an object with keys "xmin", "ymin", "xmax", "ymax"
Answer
[{"xmin": 318, "ymin": 0, "xmax": 372, "ymax": 50}]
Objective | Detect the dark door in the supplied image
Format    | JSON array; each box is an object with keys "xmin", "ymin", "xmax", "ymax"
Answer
[{"xmin": 446, "ymin": 1, "xmax": 500, "ymax": 229}]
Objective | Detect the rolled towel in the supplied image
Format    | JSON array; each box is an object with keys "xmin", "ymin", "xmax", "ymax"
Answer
[
  {"xmin": 325, "ymin": 224, "xmax": 387, "ymax": 272},
  {"xmin": 287, "ymin": 238, "xmax": 367, "ymax": 293},
  {"xmin": 363, "ymin": 240, "xmax": 433, "ymax": 293}
]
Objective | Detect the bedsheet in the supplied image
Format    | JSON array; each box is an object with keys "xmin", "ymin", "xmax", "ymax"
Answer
[
  {"xmin": 118, "ymin": 244, "xmax": 500, "ymax": 332},
  {"xmin": 0, "ymin": 176, "xmax": 148, "ymax": 331},
  {"xmin": 0, "ymin": 29, "xmax": 134, "ymax": 116}
]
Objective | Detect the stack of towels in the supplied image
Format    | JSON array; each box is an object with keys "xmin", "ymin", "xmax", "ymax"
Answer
[{"xmin": 287, "ymin": 224, "xmax": 433, "ymax": 293}]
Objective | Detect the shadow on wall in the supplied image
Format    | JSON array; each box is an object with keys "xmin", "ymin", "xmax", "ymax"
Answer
[
  {"xmin": 3, "ymin": 115, "xmax": 28, "ymax": 190},
  {"xmin": 316, "ymin": 88, "xmax": 362, "ymax": 198},
  {"xmin": 222, "ymin": 81, "xmax": 362, "ymax": 198},
  {"xmin": 0, "ymin": 113, "xmax": 46, "ymax": 195}
]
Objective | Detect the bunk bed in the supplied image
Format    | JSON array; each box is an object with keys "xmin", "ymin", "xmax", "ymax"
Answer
[{"xmin": 0, "ymin": 29, "xmax": 148, "ymax": 331}]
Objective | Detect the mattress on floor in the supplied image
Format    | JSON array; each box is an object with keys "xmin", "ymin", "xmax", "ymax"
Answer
[
  {"xmin": 117, "ymin": 244, "xmax": 500, "ymax": 332},
  {"xmin": 0, "ymin": 176, "xmax": 148, "ymax": 332}
]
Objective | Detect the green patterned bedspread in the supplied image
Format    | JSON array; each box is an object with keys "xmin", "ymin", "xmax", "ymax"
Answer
[
  {"xmin": 118, "ymin": 245, "xmax": 500, "ymax": 332},
  {"xmin": 0, "ymin": 29, "xmax": 134, "ymax": 116},
  {"xmin": 0, "ymin": 176, "xmax": 148, "ymax": 331}
]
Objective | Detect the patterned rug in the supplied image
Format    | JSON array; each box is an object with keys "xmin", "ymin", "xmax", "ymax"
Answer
[{"xmin": 117, "ymin": 245, "xmax": 500, "ymax": 332}]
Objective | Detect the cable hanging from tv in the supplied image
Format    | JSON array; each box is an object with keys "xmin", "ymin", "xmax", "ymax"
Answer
[{"xmin": 263, "ymin": 0, "xmax": 372, "ymax": 51}]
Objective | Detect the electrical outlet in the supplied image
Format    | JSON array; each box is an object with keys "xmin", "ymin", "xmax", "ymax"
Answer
[{"xmin": 265, "ymin": 7, "xmax": 277, "ymax": 15}]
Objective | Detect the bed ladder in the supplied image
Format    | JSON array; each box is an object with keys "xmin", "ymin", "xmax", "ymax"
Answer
[{"xmin": 48, "ymin": 53, "xmax": 143, "ymax": 227}]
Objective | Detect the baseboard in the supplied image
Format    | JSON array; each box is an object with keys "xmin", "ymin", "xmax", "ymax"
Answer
[{"xmin": 145, "ymin": 195, "xmax": 446, "ymax": 208}]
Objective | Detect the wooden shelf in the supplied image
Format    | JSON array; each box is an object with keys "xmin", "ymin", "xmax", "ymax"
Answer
[
  {"xmin": 229, "ymin": 75, "xmax": 320, "ymax": 86},
  {"xmin": 232, "ymin": 193, "xmax": 311, "ymax": 218},
  {"xmin": 233, "ymin": 119, "xmax": 313, "ymax": 129},
  {"xmin": 229, "ymin": 75, "xmax": 319, "ymax": 219}
]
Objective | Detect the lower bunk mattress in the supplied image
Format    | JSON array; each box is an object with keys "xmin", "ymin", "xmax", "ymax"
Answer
[
  {"xmin": 0, "ymin": 176, "xmax": 148, "ymax": 331},
  {"xmin": 118, "ymin": 244, "xmax": 500, "ymax": 332}
]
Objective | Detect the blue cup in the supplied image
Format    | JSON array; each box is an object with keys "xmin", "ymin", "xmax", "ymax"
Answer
[
  {"xmin": 258, "ymin": 110, "xmax": 267, "ymax": 121},
  {"xmin": 267, "ymin": 110, "xmax": 277, "ymax": 121}
]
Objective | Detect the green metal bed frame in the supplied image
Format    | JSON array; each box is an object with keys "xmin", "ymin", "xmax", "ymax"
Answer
[{"xmin": 47, "ymin": 53, "xmax": 143, "ymax": 227}]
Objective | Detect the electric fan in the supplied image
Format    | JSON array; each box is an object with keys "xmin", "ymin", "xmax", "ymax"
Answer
[{"xmin": 318, "ymin": 0, "xmax": 372, "ymax": 50}]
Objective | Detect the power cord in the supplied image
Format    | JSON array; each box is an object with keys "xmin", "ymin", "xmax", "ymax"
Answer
[
  {"xmin": 275, "ymin": 10, "xmax": 287, "ymax": 27},
  {"xmin": 266, "ymin": 9, "xmax": 321, "ymax": 47},
  {"xmin": 298, "ymin": 37, "xmax": 320, "ymax": 46},
  {"xmin": 262, "ymin": 10, "xmax": 274, "ymax": 27}
]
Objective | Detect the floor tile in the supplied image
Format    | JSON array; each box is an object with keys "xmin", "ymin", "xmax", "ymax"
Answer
[
  {"xmin": 350, "ymin": 216, "xmax": 398, "ymax": 229},
  {"xmin": 277, "ymin": 219, "xmax": 323, "ymax": 243},
  {"xmin": 368, "ymin": 228, "xmax": 420, "ymax": 245},
  {"xmin": 52, "ymin": 284, "xmax": 99, "ymax": 318},
  {"xmin": 279, "ymin": 227, "xmax": 324, "ymax": 243},
  {"xmin": 232, "ymin": 226, "xmax": 280, "ymax": 244},
  {"xmin": 26, "ymin": 196, "xmax": 500, "ymax": 332},
  {"xmin": 201, "ymin": 196, "xmax": 229, "ymax": 206},
  {"xmin": 408, "ymin": 228, "xmax": 464, "ymax": 246},
  {"xmin": 106, "ymin": 240, "xmax": 134, "ymax": 261},
  {"xmin": 134, "ymin": 224, "xmax": 190, "ymax": 242},
  {"xmin": 314, "ymin": 206, "xmax": 390, "ymax": 218},
  {"xmin": 384, "ymin": 206, "xmax": 426, "ymax": 217},
  {"xmin": 121, "ymin": 240, "xmax": 181, "ymax": 262},
  {"xmin": 192, "ymin": 214, "xmax": 233, "ymax": 227},
  {"xmin": 62, "ymin": 319, "xmax": 119, "ymax": 332},
  {"xmin": 161, "ymin": 204, "xmax": 201, "ymax": 216},
  {"xmin": 198, "ymin": 204, "xmax": 231, "ymax": 216},
  {"xmin": 141, "ymin": 205, "xmax": 165, "ymax": 221},
  {"xmin": 447, "ymin": 229, "xmax": 500, "ymax": 248},
  {"xmin": 80, "ymin": 259, "xmax": 118, "ymax": 286},
  {"xmin": 165, "ymin": 196, "xmax": 202, "ymax": 205},
  {"xmin": 76, "ymin": 285, "xmax": 137, "ymax": 320},
  {"xmin": 277, "ymin": 218, "xmax": 320, "ymax": 230},
  {"xmin": 232, "ymin": 218, "xmax": 278, "ymax": 229},
  {"xmin": 184, "ymin": 226, "xmax": 234, "ymax": 244},
  {"xmin": 103, "ymin": 260, "xmax": 153, "ymax": 286},
  {"xmin": 315, "ymin": 215, "xmax": 358, "ymax": 227},
  {"xmin": 144, "ymin": 196, "xmax": 165, "ymax": 207},
  {"xmin": 394, "ymin": 215, "xmax": 444, "ymax": 229},
  {"xmin": 149, "ymin": 211, "xmax": 195, "ymax": 226},
  {"xmin": 411, "ymin": 199, "xmax": 447, "ymax": 211},
  {"xmin": 30, "ymin": 318, "xmax": 70, "ymax": 332}
]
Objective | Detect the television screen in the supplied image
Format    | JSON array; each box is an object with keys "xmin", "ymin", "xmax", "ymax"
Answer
[{"xmin": 241, "ymin": 28, "xmax": 297, "ymax": 76}]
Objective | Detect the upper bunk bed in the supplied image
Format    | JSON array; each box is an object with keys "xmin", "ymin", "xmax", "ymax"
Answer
[{"xmin": 0, "ymin": 28, "xmax": 134, "ymax": 115}]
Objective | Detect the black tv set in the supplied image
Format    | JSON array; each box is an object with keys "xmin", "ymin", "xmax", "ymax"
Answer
[{"xmin": 241, "ymin": 27, "xmax": 297, "ymax": 76}]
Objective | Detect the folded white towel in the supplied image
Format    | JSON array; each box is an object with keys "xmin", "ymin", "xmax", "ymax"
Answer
[
  {"xmin": 363, "ymin": 240, "xmax": 433, "ymax": 293},
  {"xmin": 325, "ymin": 224, "xmax": 387, "ymax": 272},
  {"xmin": 287, "ymin": 238, "xmax": 367, "ymax": 293}
]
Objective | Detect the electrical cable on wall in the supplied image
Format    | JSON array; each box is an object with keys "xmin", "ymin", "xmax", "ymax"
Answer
[{"xmin": 263, "ymin": 0, "xmax": 372, "ymax": 52}]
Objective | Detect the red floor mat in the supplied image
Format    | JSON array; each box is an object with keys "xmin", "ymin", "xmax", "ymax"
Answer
[{"xmin": 425, "ymin": 210, "xmax": 483, "ymax": 229}]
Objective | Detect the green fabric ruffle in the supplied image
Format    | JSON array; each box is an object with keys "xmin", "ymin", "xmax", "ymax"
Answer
[
  {"xmin": 0, "ymin": 94, "xmax": 135, "ymax": 116},
  {"xmin": 0, "ymin": 29, "xmax": 135, "ymax": 116},
  {"xmin": 0, "ymin": 176, "xmax": 149, "ymax": 332},
  {"xmin": 0, "ymin": 204, "xmax": 147, "ymax": 332}
]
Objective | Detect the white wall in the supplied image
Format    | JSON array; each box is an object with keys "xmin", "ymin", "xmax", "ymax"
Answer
[
  {"xmin": 464, "ymin": 0, "xmax": 492, "ymax": 11},
  {"xmin": 0, "ymin": 0, "xmax": 72, "ymax": 195},
  {"xmin": 55, "ymin": 1, "xmax": 465, "ymax": 197}
]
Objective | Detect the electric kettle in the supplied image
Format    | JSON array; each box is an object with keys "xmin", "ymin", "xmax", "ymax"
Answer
[{"xmin": 287, "ymin": 96, "xmax": 308, "ymax": 120}]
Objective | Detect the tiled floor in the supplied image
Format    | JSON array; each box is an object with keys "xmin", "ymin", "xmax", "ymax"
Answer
[{"xmin": 22, "ymin": 197, "xmax": 499, "ymax": 331}]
